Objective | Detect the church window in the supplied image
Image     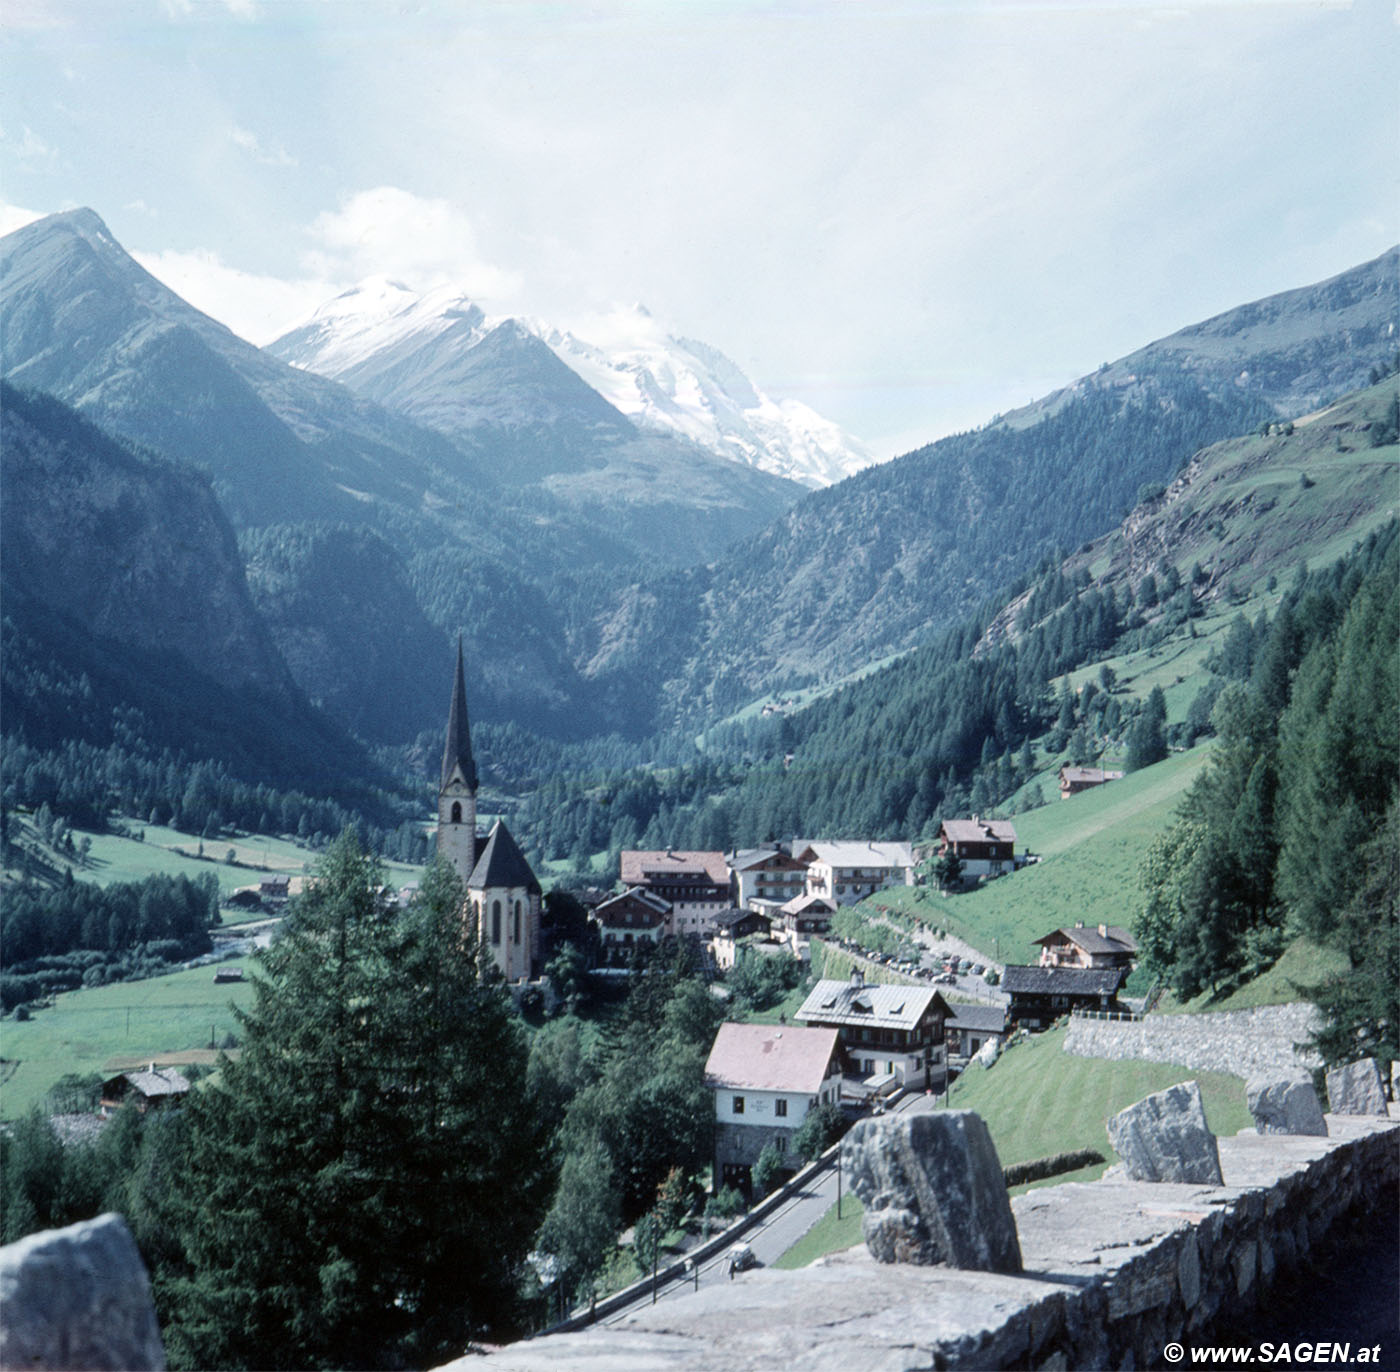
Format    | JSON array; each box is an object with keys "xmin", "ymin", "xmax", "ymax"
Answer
[
  {"xmin": 492, "ymin": 900, "xmax": 501, "ymax": 945},
  {"xmin": 513, "ymin": 901, "xmax": 521, "ymax": 943},
  {"xmin": 451, "ymin": 801, "xmax": 462, "ymax": 824}
]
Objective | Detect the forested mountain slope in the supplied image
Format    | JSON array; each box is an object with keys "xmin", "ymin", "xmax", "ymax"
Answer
[
  {"xmin": 0, "ymin": 386, "xmax": 386, "ymax": 809},
  {"xmin": 577, "ymin": 254, "xmax": 1398, "ymax": 736}
]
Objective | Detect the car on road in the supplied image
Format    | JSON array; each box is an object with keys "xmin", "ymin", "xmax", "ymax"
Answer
[{"xmin": 727, "ymin": 1242, "xmax": 758, "ymax": 1276}]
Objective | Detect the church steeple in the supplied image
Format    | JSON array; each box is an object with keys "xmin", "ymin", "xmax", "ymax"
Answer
[
  {"xmin": 437, "ymin": 638, "xmax": 478, "ymax": 882},
  {"xmin": 441, "ymin": 637, "xmax": 478, "ymax": 793}
]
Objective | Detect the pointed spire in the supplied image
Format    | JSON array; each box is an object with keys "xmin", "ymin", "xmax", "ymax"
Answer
[{"xmin": 441, "ymin": 637, "xmax": 478, "ymax": 793}]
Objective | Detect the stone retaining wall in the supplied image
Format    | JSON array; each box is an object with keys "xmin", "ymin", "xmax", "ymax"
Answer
[
  {"xmin": 1065, "ymin": 1003, "xmax": 1321, "ymax": 1079},
  {"xmin": 456, "ymin": 1115, "xmax": 1399, "ymax": 1371}
]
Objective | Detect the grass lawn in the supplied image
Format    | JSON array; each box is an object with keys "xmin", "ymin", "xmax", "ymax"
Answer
[
  {"xmin": 948, "ymin": 1025, "xmax": 1250, "ymax": 1182},
  {"xmin": 0, "ymin": 958, "xmax": 257, "ymax": 1120},
  {"xmin": 1160, "ymin": 937, "xmax": 1349, "ymax": 1015},
  {"xmin": 879, "ymin": 745, "xmax": 1211, "ymax": 965}
]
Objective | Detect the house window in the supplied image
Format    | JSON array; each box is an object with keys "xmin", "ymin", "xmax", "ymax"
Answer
[
  {"xmin": 733, "ymin": 1095, "xmax": 745, "ymax": 1115},
  {"xmin": 775, "ymin": 1135, "xmax": 787, "ymax": 1152},
  {"xmin": 491, "ymin": 900, "xmax": 501, "ymax": 945},
  {"xmin": 775, "ymin": 1099, "xmax": 788, "ymax": 1118}
]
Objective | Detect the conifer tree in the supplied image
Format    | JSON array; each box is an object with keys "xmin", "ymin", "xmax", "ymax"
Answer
[{"xmin": 162, "ymin": 837, "xmax": 551, "ymax": 1370}]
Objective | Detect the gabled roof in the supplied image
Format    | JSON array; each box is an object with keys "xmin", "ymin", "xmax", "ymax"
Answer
[
  {"xmin": 620, "ymin": 850, "xmax": 729, "ymax": 884},
  {"xmin": 945, "ymin": 1004, "xmax": 1007, "ymax": 1034},
  {"xmin": 594, "ymin": 886, "xmax": 671, "ymax": 922},
  {"xmin": 795, "ymin": 841, "xmax": 915, "ymax": 869},
  {"xmin": 1034, "ymin": 925, "xmax": 1138, "ymax": 956},
  {"xmin": 938, "ymin": 817, "xmax": 1017, "ymax": 845},
  {"xmin": 704, "ymin": 1023, "xmax": 840, "ymax": 1095},
  {"xmin": 1000, "ymin": 964, "xmax": 1125, "ymax": 996},
  {"xmin": 1058, "ymin": 766, "xmax": 1122, "ymax": 784},
  {"xmin": 795, "ymin": 978, "xmax": 950, "ymax": 1031},
  {"xmin": 715, "ymin": 908, "xmax": 770, "ymax": 932},
  {"xmin": 727, "ymin": 846, "xmax": 808, "ymax": 873},
  {"xmin": 467, "ymin": 820, "xmax": 540, "ymax": 894},
  {"xmin": 440, "ymin": 638, "xmax": 479, "ymax": 792},
  {"xmin": 104, "ymin": 1067, "xmax": 190, "ymax": 1099},
  {"xmin": 781, "ymin": 893, "xmax": 837, "ymax": 916}
]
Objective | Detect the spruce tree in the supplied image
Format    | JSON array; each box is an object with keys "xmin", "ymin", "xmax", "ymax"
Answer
[{"xmin": 162, "ymin": 836, "xmax": 551, "ymax": 1370}]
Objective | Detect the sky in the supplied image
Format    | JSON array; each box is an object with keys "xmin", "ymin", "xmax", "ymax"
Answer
[{"xmin": 2, "ymin": 0, "xmax": 1396, "ymax": 459}]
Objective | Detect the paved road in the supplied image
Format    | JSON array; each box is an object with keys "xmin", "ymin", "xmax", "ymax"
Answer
[{"xmin": 600, "ymin": 1090, "xmax": 940, "ymax": 1324}]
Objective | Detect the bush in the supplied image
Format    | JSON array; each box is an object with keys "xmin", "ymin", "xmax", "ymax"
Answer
[{"xmin": 791, "ymin": 1101, "xmax": 846, "ymax": 1162}]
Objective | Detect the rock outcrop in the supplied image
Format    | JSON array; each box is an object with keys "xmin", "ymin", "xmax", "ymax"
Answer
[
  {"xmin": 1107, "ymin": 1081, "xmax": 1224, "ymax": 1184},
  {"xmin": 842, "ymin": 1111, "xmax": 1022, "ymax": 1273},
  {"xmin": 1325, "ymin": 1058, "xmax": 1389, "ymax": 1116},
  {"xmin": 0, "ymin": 1213, "xmax": 165, "ymax": 1371},
  {"xmin": 1246, "ymin": 1076, "xmax": 1327, "ymax": 1136}
]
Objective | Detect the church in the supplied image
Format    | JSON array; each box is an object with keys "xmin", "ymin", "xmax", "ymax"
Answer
[{"xmin": 436, "ymin": 642, "xmax": 541, "ymax": 981}]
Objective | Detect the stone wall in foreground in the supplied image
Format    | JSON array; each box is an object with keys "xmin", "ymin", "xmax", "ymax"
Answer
[
  {"xmin": 1065, "ymin": 1003, "xmax": 1321, "ymax": 1079},
  {"xmin": 454, "ymin": 1115, "xmax": 1398, "ymax": 1372}
]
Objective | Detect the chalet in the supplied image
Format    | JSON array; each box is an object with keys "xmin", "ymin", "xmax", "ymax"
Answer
[
  {"xmin": 1001, "ymin": 964, "xmax": 1126, "ymax": 1031},
  {"xmin": 794, "ymin": 841, "xmax": 916, "ymax": 906},
  {"xmin": 710, "ymin": 908, "xmax": 774, "ymax": 970},
  {"xmin": 778, "ymin": 892, "xmax": 837, "ymax": 939},
  {"xmin": 945, "ymin": 1003, "xmax": 1007, "ymax": 1061},
  {"xmin": 935, "ymin": 817, "xmax": 1017, "ymax": 880},
  {"xmin": 704, "ymin": 1022, "xmax": 842, "ymax": 1192},
  {"xmin": 620, "ymin": 850, "xmax": 731, "ymax": 938},
  {"xmin": 727, "ymin": 846, "xmax": 810, "ymax": 908},
  {"xmin": 258, "ymin": 874, "xmax": 291, "ymax": 903},
  {"xmin": 592, "ymin": 886, "xmax": 670, "ymax": 964},
  {"xmin": 100, "ymin": 1066, "xmax": 190, "ymax": 1116},
  {"xmin": 1034, "ymin": 922, "xmax": 1138, "ymax": 971},
  {"xmin": 1058, "ymin": 766, "xmax": 1124, "ymax": 800},
  {"xmin": 795, "ymin": 970, "xmax": 950, "ymax": 1091}
]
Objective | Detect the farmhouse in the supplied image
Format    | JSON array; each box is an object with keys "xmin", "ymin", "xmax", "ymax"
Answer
[
  {"xmin": 1001, "ymin": 964, "xmax": 1126, "ymax": 1030},
  {"xmin": 1034, "ymin": 922, "xmax": 1138, "ymax": 971},
  {"xmin": 100, "ymin": 1066, "xmax": 190, "ymax": 1116},
  {"xmin": 795, "ymin": 969, "xmax": 950, "ymax": 1092},
  {"xmin": 704, "ymin": 1022, "xmax": 842, "ymax": 1192},
  {"xmin": 945, "ymin": 1003, "xmax": 1008, "ymax": 1062},
  {"xmin": 935, "ymin": 816, "xmax": 1018, "ymax": 880},
  {"xmin": 727, "ymin": 845, "xmax": 810, "ymax": 908},
  {"xmin": 710, "ymin": 908, "xmax": 775, "ymax": 970},
  {"xmin": 1058, "ymin": 765, "xmax": 1124, "ymax": 799}
]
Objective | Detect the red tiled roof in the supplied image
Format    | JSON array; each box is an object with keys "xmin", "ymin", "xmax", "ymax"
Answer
[{"xmin": 620, "ymin": 850, "xmax": 729, "ymax": 884}]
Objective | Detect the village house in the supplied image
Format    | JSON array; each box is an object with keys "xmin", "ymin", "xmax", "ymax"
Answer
[
  {"xmin": 1034, "ymin": 922, "xmax": 1138, "ymax": 971},
  {"xmin": 777, "ymin": 892, "xmax": 837, "ymax": 941},
  {"xmin": 1000, "ymin": 964, "xmax": 1126, "ymax": 1030},
  {"xmin": 704, "ymin": 1022, "xmax": 842, "ymax": 1193},
  {"xmin": 934, "ymin": 817, "xmax": 1018, "ymax": 880},
  {"xmin": 945, "ymin": 1003, "xmax": 1008, "ymax": 1063},
  {"xmin": 100, "ymin": 1066, "xmax": 190, "ymax": 1116},
  {"xmin": 727, "ymin": 845, "xmax": 811, "ymax": 908},
  {"xmin": 1058, "ymin": 765, "xmax": 1124, "ymax": 800},
  {"xmin": 710, "ymin": 908, "xmax": 774, "ymax": 970},
  {"xmin": 794, "ymin": 840, "xmax": 916, "ymax": 905},
  {"xmin": 592, "ymin": 886, "xmax": 670, "ymax": 965},
  {"xmin": 619, "ymin": 850, "xmax": 731, "ymax": 938},
  {"xmin": 795, "ymin": 969, "xmax": 950, "ymax": 1092}
]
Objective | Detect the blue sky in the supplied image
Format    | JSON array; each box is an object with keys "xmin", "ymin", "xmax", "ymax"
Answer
[{"xmin": 2, "ymin": 0, "xmax": 1396, "ymax": 457}]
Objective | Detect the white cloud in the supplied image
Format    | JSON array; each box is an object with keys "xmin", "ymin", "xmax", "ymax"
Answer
[
  {"xmin": 304, "ymin": 187, "xmax": 521, "ymax": 303},
  {"xmin": 230, "ymin": 124, "xmax": 295, "ymax": 167},
  {"xmin": 132, "ymin": 247, "xmax": 337, "ymax": 345},
  {"xmin": 0, "ymin": 201, "xmax": 45, "ymax": 235}
]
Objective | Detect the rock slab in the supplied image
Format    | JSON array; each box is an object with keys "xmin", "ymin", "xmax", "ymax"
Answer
[
  {"xmin": 842, "ymin": 1109, "xmax": 1022, "ymax": 1273},
  {"xmin": 1325, "ymin": 1058, "xmax": 1388, "ymax": 1115},
  {"xmin": 0, "ymin": 1213, "xmax": 165, "ymax": 1371},
  {"xmin": 1246, "ymin": 1076, "xmax": 1328, "ymax": 1136},
  {"xmin": 1107, "ymin": 1080, "xmax": 1224, "ymax": 1184}
]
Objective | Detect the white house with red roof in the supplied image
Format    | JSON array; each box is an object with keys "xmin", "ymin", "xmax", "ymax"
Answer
[
  {"xmin": 619, "ymin": 849, "xmax": 731, "ymax": 937},
  {"xmin": 703, "ymin": 1022, "xmax": 842, "ymax": 1191}
]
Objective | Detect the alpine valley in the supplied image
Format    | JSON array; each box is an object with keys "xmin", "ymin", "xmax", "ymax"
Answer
[{"xmin": 1, "ymin": 207, "xmax": 1396, "ymax": 815}]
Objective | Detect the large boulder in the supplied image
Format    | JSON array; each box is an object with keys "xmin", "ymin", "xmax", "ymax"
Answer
[
  {"xmin": 1325, "ymin": 1058, "xmax": 1389, "ymax": 1115},
  {"xmin": 0, "ymin": 1213, "xmax": 165, "ymax": 1370},
  {"xmin": 1246, "ymin": 1076, "xmax": 1328, "ymax": 1136},
  {"xmin": 842, "ymin": 1110, "xmax": 1022, "ymax": 1273},
  {"xmin": 1106, "ymin": 1081, "xmax": 1223, "ymax": 1184}
]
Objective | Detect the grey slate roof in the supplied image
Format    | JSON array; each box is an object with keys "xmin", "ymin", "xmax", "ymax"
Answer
[
  {"xmin": 796, "ymin": 978, "xmax": 950, "ymax": 1031},
  {"xmin": 1000, "ymin": 965, "xmax": 1125, "ymax": 996},
  {"xmin": 440, "ymin": 638, "xmax": 479, "ymax": 792},
  {"xmin": 945, "ymin": 1003, "xmax": 1007, "ymax": 1034},
  {"xmin": 468, "ymin": 820, "xmax": 540, "ymax": 893},
  {"xmin": 1034, "ymin": 925, "xmax": 1138, "ymax": 956}
]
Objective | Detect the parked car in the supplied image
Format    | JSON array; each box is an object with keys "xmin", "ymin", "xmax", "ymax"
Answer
[{"xmin": 971, "ymin": 964, "xmax": 985, "ymax": 975}]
